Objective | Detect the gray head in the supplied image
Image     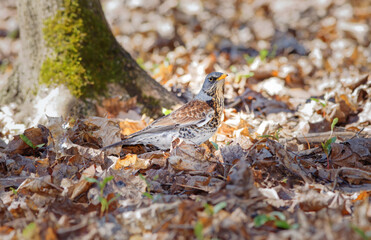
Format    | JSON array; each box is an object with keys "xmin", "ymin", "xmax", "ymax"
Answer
[{"xmin": 196, "ymin": 72, "xmax": 228, "ymax": 99}]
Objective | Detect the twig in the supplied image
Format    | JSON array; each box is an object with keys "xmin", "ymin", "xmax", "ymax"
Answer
[
  {"xmin": 332, "ymin": 167, "xmax": 371, "ymax": 191},
  {"xmin": 294, "ymin": 131, "xmax": 369, "ymax": 144}
]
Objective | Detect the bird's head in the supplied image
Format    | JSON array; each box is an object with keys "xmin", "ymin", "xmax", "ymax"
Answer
[{"xmin": 197, "ymin": 72, "xmax": 228, "ymax": 99}]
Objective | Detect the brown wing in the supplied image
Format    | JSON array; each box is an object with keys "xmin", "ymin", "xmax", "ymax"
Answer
[{"xmin": 130, "ymin": 100, "xmax": 214, "ymax": 136}]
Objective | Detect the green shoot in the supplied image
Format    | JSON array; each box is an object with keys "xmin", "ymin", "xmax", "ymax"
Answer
[
  {"xmin": 235, "ymin": 72, "xmax": 255, "ymax": 83},
  {"xmin": 258, "ymin": 134, "xmax": 275, "ymax": 139},
  {"xmin": 139, "ymin": 173, "xmax": 156, "ymax": 199},
  {"xmin": 275, "ymin": 128, "xmax": 282, "ymax": 140},
  {"xmin": 162, "ymin": 108, "xmax": 172, "ymax": 116},
  {"xmin": 244, "ymin": 54, "xmax": 255, "ymax": 65},
  {"xmin": 321, "ymin": 137, "xmax": 336, "ymax": 156},
  {"xmin": 242, "ymin": 72, "xmax": 255, "ymax": 78},
  {"xmin": 229, "ymin": 65, "xmax": 237, "ymax": 73},
  {"xmin": 331, "ymin": 117, "xmax": 338, "ymax": 133},
  {"xmin": 350, "ymin": 224, "xmax": 370, "ymax": 240},
  {"xmin": 254, "ymin": 211, "xmax": 297, "ymax": 229},
  {"xmin": 10, "ymin": 187, "xmax": 18, "ymax": 195},
  {"xmin": 100, "ymin": 176, "xmax": 114, "ymax": 194},
  {"xmin": 258, "ymin": 128, "xmax": 282, "ymax": 141},
  {"xmin": 213, "ymin": 201, "xmax": 227, "ymax": 214},
  {"xmin": 268, "ymin": 45, "xmax": 277, "ymax": 58},
  {"xmin": 22, "ymin": 222, "xmax": 37, "ymax": 238},
  {"xmin": 98, "ymin": 193, "xmax": 120, "ymax": 214},
  {"xmin": 85, "ymin": 176, "xmax": 119, "ymax": 215},
  {"xmin": 142, "ymin": 192, "xmax": 153, "ymax": 200},
  {"xmin": 194, "ymin": 221, "xmax": 204, "ymax": 240},
  {"xmin": 322, "ymin": 118, "xmax": 338, "ymax": 169},
  {"xmin": 203, "ymin": 202, "xmax": 227, "ymax": 216},
  {"xmin": 136, "ymin": 57, "xmax": 146, "ymax": 70},
  {"xmin": 310, "ymin": 98, "xmax": 326, "ymax": 107},
  {"xmin": 210, "ymin": 141, "xmax": 219, "ymax": 150},
  {"xmin": 20, "ymin": 134, "xmax": 45, "ymax": 149},
  {"xmin": 254, "ymin": 214, "xmax": 271, "ymax": 227},
  {"xmin": 203, "ymin": 203, "xmax": 213, "ymax": 216},
  {"xmin": 259, "ymin": 49, "xmax": 269, "ymax": 61}
]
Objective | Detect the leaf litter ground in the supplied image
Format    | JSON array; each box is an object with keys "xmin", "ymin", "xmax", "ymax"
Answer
[{"xmin": 0, "ymin": 0, "xmax": 371, "ymax": 239}]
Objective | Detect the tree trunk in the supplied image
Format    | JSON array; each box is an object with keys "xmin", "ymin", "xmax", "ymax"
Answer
[{"xmin": 0, "ymin": 0, "xmax": 182, "ymax": 125}]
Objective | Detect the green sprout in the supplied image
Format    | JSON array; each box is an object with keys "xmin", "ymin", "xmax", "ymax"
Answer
[
  {"xmin": 244, "ymin": 54, "xmax": 255, "ymax": 65},
  {"xmin": 22, "ymin": 222, "xmax": 37, "ymax": 239},
  {"xmin": 321, "ymin": 118, "xmax": 338, "ymax": 169},
  {"xmin": 254, "ymin": 211, "xmax": 298, "ymax": 229},
  {"xmin": 310, "ymin": 97, "xmax": 326, "ymax": 107},
  {"xmin": 259, "ymin": 49, "xmax": 269, "ymax": 61},
  {"xmin": 162, "ymin": 107, "xmax": 172, "ymax": 116},
  {"xmin": 203, "ymin": 201, "xmax": 227, "ymax": 216},
  {"xmin": 10, "ymin": 187, "xmax": 18, "ymax": 195},
  {"xmin": 194, "ymin": 220, "xmax": 204, "ymax": 240},
  {"xmin": 351, "ymin": 224, "xmax": 371, "ymax": 240},
  {"xmin": 20, "ymin": 134, "xmax": 45, "ymax": 149},
  {"xmin": 136, "ymin": 57, "xmax": 146, "ymax": 70},
  {"xmin": 210, "ymin": 141, "xmax": 219, "ymax": 150},
  {"xmin": 258, "ymin": 128, "xmax": 282, "ymax": 141},
  {"xmin": 85, "ymin": 176, "xmax": 120, "ymax": 215},
  {"xmin": 139, "ymin": 173, "xmax": 159, "ymax": 200}
]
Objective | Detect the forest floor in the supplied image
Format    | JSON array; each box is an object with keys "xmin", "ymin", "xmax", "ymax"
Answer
[{"xmin": 0, "ymin": 0, "xmax": 371, "ymax": 239}]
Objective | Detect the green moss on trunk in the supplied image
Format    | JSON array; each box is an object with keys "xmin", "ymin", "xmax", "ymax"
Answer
[{"xmin": 40, "ymin": 0, "xmax": 126, "ymax": 98}]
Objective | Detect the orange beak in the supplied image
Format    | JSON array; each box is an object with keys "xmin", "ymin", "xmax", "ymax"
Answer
[{"xmin": 216, "ymin": 73, "xmax": 228, "ymax": 81}]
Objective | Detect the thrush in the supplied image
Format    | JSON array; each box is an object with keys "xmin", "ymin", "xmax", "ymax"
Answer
[{"xmin": 102, "ymin": 72, "xmax": 228, "ymax": 151}]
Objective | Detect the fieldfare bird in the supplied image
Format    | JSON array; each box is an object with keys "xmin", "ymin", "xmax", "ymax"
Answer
[{"xmin": 102, "ymin": 72, "xmax": 228, "ymax": 151}]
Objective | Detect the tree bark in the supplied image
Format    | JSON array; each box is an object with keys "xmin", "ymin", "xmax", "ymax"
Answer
[{"xmin": 0, "ymin": 0, "xmax": 182, "ymax": 125}]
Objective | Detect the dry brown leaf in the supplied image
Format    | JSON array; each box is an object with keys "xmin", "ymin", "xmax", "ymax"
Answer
[
  {"xmin": 5, "ymin": 127, "xmax": 47, "ymax": 155},
  {"xmin": 82, "ymin": 117, "xmax": 122, "ymax": 155},
  {"xmin": 168, "ymin": 141, "xmax": 215, "ymax": 171},
  {"xmin": 330, "ymin": 138, "xmax": 371, "ymax": 171},
  {"xmin": 18, "ymin": 175, "xmax": 59, "ymax": 195},
  {"xmin": 45, "ymin": 227, "xmax": 58, "ymax": 240},
  {"xmin": 97, "ymin": 96, "xmax": 137, "ymax": 118},
  {"xmin": 70, "ymin": 164, "xmax": 96, "ymax": 200}
]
